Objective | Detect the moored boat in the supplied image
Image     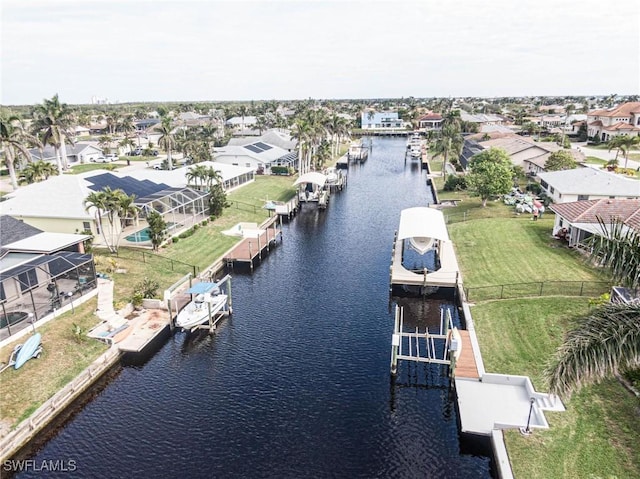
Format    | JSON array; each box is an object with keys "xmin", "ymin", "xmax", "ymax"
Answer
[{"xmin": 176, "ymin": 292, "xmax": 229, "ymax": 330}]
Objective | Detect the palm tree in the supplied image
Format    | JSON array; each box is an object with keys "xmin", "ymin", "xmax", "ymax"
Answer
[
  {"xmin": 1, "ymin": 115, "xmax": 39, "ymax": 189},
  {"xmin": 618, "ymin": 135, "xmax": 640, "ymax": 170},
  {"xmin": 32, "ymin": 94, "xmax": 73, "ymax": 173},
  {"xmin": 157, "ymin": 117, "xmax": 176, "ymax": 170},
  {"xmin": 98, "ymin": 134, "xmax": 112, "ymax": 155},
  {"xmin": 545, "ymin": 217, "xmax": 640, "ymax": 397},
  {"xmin": 186, "ymin": 164, "xmax": 209, "ymax": 190},
  {"xmin": 83, "ymin": 187, "xmax": 135, "ymax": 252},
  {"xmin": 19, "ymin": 160, "xmax": 57, "ymax": 184}
]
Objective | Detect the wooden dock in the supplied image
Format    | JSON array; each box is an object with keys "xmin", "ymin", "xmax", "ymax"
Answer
[
  {"xmin": 455, "ymin": 330, "xmax": 480, "ymax": 379},
  {"xmin": 224, "ymin": 219, "xmax": 282, "ymax": 271}
]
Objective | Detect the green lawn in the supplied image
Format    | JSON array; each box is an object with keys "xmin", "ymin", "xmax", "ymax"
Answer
[
  {"xmin": 449, "ymin": 215, "xmax": 605, "ymax": 286},
  {"xmin": 1, "ymin": 175, "xmax": 298, "ymax": 428},
  {"xmin": 444, "ymin": 191, "xmax": 640, "ymax": 478},
  {"xmin": 472, "ymin": 298, "xmax": 640, "ymax": 479},
  {"xmin": 68, "ymin": 163, "xmax": 120, "ymax": 174}
]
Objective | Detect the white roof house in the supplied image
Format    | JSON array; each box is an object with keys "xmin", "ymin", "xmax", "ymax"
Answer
[
  {"xmin": 226, "ymin": 116, "xmax": 257, "ymax": 127},
  {"xmin": 228, "ymin": 129, "xmax": 297, "ymax": 151},
  {"xmin": 0, "ymin": 164, "xmax": 256, "ymax": 237},
  {"xmin": 213, "ymin": 143, "xmax": 292, "ymax": 172},
  {"xmin": 538, "ymin": 168, "xmax": 640, "ymax": 204}
]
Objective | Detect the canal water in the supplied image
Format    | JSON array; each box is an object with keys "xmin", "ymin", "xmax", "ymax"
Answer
[{"xmin": 18, "ymin": 138, "xmax": 492, "ymax": 478}]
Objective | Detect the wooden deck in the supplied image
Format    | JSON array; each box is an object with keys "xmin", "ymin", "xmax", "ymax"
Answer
[
  {"xmin": 456, "ymin": 329, "xmax": 480, "ymax": 379},
  {"xmin": 224, "ymin": 227, "xmax": 281, "ymax": 269}
]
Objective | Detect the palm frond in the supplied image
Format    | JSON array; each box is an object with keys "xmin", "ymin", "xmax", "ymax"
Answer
[{"xmin": 545, "ymin": 302, "xmax": 640, "ymax": 397}]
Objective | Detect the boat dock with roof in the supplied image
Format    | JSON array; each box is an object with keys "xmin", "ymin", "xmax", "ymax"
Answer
[{"xmin": 390, "ymin": 207, "xmax": 460, "ymax": 293}]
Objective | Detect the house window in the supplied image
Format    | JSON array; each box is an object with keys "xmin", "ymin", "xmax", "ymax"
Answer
[
  {"xmin": 549, "ymin": 186, "xmax": 554, "ymax": 194},
  {"xmin": 83, "ymin": 222, "xmax": 91, "ymax": 231},
  {"xmin": 578, "ymin": 195, "xmax": 589, "ymax": 201}
]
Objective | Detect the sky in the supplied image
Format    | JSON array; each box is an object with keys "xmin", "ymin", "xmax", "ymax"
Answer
[{"xmin": 1, "ymin": 0, "xmax": 639, "ymax": 105}]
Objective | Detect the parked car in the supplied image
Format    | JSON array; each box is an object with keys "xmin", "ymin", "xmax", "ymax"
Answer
[
  {"xmin": 105, "ymin": 153, "xmax": 119, "ymax": 161},
  {"xmin": 93, "ymin": 156, "xmax": 110, "ymax": 163}
]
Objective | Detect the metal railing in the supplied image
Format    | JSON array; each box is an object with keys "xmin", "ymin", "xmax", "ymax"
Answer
[
  {"xmin": 114, "ymin": 249, "xmax": 198, "ymax": 277},
  {"xmin": 464, "ymin": 281, "xmax": 610, "ymax": 302}
]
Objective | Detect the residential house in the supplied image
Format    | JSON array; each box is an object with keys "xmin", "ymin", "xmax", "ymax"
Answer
[
  {"xmin": 459, "ymin": 133, "xmax": 584, "ymax": 174},
  {"xmin": 360, "ymin": 112, "xmax": 406, "ymax": 130},
  {"xmin": 417, "ymin": 113, "xmax": 443, "ymax": 132},
  {"xmin": 29, "ymin": 142, "xmax": 104, "ymax": 165},
  {"xmin": 0, "ymin": 215, "xmax": 96, "ymax": 339},
  {"xmin": 548, "ymin": 198, "xmax": 640, "ymax": 248},
  {"xmin": 537, "ymin": 168, "xmax": 640, "ymax": 204},
  {"xmin": 0, "ymin": 164, "xmax": 254, "ymax": 246},
  {"xmin": 213, "ymin": 142, "xmax": 296, "ymax": 173},
  {"xmin": 587, "ymin": 102, "xmax": 640, "ymax": 141},
  {"xmin": 228, "ymin": 129, "xmax": 297, "ymax": 152},
  {"xmin": 460, "ymin": 112, "xmax": 506, "ymax": 127}
]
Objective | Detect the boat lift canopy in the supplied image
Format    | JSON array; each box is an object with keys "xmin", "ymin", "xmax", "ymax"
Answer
[
  {"xmin": 293, "ymin": 172, "xmax": 328, "ymax": 188},
  {"xmin": 186, "ymin": 282, "xmax": 220, "ymax": 295},
  {"xmin": 397, "ymin": 207, "xmax": 450, "ymax": 242}
]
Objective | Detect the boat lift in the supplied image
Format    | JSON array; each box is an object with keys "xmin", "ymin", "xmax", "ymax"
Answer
[
  {"xmin": 390, "ymin": 305, "xmax": 460, "ymax": 376},
  {"xmin": 164, "ymin": 274, "xmax": 233, "ymax": 334},
  {"xmin": 182, "ymin": 275, "xmax": 232, "ymax": 334}
]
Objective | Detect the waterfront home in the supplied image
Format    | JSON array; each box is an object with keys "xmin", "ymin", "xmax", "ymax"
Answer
[
  {"xmin": 537, "ymin": 167, "xmax": 640, "ymax": 204},
  {"xmin": 417, "ymin": 113, "xmax": 443, "ymax": 132},
  {"xmin": 360, "ymin": 111, "xmax": 406, "ymax": 131},
  {"xmin": 0, "ymin": 215, "xmax": 96, "ymax": 340},
  {"xmin": 0, "ymin": 164, "xmax": 254, "ymax": 246},
  {"xmin": 458, "ymin": 133, "xmax": 584, "ymax": 174},
  {"xmin": 227, "ymin": 128, "xmax": 297, "ymax": 152},
  {"xmin": 213, "ymin": 143, "xmax": 296, "ymax": 173},
  {"xmin": 549, "ymin": 198, "xmax": 640, "ymax": 248}
]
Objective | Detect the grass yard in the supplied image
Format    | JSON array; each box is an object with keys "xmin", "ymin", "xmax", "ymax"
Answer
[
  {"xmin": 0, "ymin": 175, "xmax": 298, "ymax": 430},
  {"xmin": 68, "ymin": 163, "xmax": 120, "ymax": 174},
  {"xmin": 442, "ymin": 189, "xmax": 640, "ymax": 478},
  {"xmin": 0, "ymin": 299, "xmax": 108, "ymax": 429},
  {"xmin": 472, "ymin": 298, "xmax": 640, "ymax": 479},
  {"xmin": 448, "ymin": 214, "xmax": 605, "ymax": 286}
]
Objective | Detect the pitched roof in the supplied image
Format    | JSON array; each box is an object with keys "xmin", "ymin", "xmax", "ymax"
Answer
[
  {"xmin": 538, "ymin": 167, "xmax": 640, "ymax": 197},
  {"xmin": 589, "ymin": 102, "xmax": 640, "ymax": 117},
  {"xmin": 0, "ymin": 215, "xmax": 43, "ymax": 250},
  {"xmin": 603, "ymin": 122, "xmax": 640, "ymax": 132},
  {"xmin": 549, "ymin": 199, "xmax": 640, "ymax": 231}
]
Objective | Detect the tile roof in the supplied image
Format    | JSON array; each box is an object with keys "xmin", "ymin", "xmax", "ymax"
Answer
[
  {"xmin": 603, "ymin": 122, "xmax": 640, "ymax": 131},
  {"xmin": 589, "ymin": 102, "xmax": 640, "ymax": 117},
  {"xmin": 549, "ymin": 199, "xmax": 640, "ymax": 231}
]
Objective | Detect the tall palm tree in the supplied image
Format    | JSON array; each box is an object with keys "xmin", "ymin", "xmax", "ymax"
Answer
[
  {"xmin": 1, "ymin": 115, "xmax": 39, "ymax": 189},
  {"xmin": 157, "ymin": 117, "xmax": 176, "ymax": 170},
  {"xmin": 32, "ymin": 94, "xmax": 73, "ymax": 173},
  {"xmin": 545, "ymin": 217, "xmax": 640, "ymax": 397},
  {"xmin": 618, "ymin": 135, "xmax": 640, "ymax": 170},
  {"xmin": 186, "ymin": 164, "xmax": 209, "ymax": 190}
]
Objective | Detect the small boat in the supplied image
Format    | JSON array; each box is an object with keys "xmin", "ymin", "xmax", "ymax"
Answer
[
  {"xmin": 8, "ymin": 333, "xmax": 43, "ymax": 370},
  {"xmin": 176, "ymin": 292, "xmax": 228, "ymax": 330}
]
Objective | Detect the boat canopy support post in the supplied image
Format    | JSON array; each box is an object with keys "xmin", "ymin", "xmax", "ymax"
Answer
[{"xmin": 390, "ymin": 305, "xmax": 401, "ymax": 375}]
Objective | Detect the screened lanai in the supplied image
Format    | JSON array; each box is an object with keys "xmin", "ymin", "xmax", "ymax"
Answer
[
  {"xmin": 124, "ymin": 187, "xmax": 209, "ymax": 245},
  {"xmin": 0, "ymin": 251, "xmax": 97, "ymax": 339}
]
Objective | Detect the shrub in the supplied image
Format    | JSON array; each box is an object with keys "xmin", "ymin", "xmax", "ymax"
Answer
[
  {"xmin": 172, "ymin": 237, "xmax": 179, "ymax": 243},
  {"xmin": 443, "ymin": 174, "xmax": 467, "ymax": 192}
]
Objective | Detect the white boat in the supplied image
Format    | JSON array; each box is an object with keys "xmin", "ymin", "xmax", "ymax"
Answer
[{"xmin": 176, "ymin": 292, "xmax": 228, "ymax": 329}]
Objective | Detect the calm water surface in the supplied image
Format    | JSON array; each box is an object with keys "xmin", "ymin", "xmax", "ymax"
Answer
[{"xmin": 20, "ymin": 138, "xmax": 492, "ymax": 478}]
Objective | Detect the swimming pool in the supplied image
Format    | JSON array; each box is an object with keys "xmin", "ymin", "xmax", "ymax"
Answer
[{"xmin": 126, "ymin": 222, "xmax": 175, "ymax": 242}]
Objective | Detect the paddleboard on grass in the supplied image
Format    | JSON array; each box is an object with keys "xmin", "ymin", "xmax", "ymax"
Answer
[{"xmin": 14, "ymin": 333, "xmax": 42, "ymax": 369}]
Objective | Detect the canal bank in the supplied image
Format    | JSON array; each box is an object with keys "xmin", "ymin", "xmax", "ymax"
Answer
[{"xmin": 11, "ymin": 138, "xmax": 495, "ymax": 478}]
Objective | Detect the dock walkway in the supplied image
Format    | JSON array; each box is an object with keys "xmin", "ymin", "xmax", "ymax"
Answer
[{"xmin": 224, "ymin": 217, "xmax": 282, "ymax": 271}]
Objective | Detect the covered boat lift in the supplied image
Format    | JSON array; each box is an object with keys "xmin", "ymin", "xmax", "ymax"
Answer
[
  {"xmin": 390, "ymin": 207, "xmax": 460, "ymax": 293},
  {"xmin": 294, "ymin": 172, "xmax": 330, "ymax": 209}
]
